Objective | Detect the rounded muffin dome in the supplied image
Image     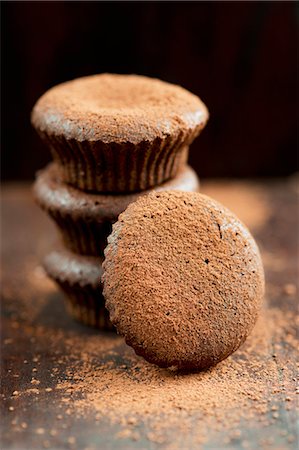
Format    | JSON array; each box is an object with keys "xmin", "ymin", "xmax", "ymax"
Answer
[
  {"xmin": 31, "ymin": 74, "xmax": 209, "ymax": 192},
  {"xmin": 31, "ymin": 73, "xmax": 208, "ymax": 143}
]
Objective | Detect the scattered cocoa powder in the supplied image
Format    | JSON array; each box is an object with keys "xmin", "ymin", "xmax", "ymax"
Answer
[
  {"xmin": 2, "ymin": 182, "xmax": 298, "ymax": 449},
  {"xmin": 51, "ymin": 306, "xmax": 297, "ymax": 446}
]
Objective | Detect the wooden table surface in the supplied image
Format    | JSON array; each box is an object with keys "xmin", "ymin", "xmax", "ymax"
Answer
[{"xmin": 1, "ymin": 179, "xmax": 298, "ymax": 450}]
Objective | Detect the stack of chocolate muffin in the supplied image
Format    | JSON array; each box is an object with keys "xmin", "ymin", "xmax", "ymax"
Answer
[{"xmin": 32, "ymin": 74, "xmax": 209, "ymax": 329}]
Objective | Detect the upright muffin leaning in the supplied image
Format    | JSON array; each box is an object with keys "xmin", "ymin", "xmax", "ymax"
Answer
[
  {"xmin": 102, "ymin": 191, "xmax": 265, "ymax": 369},
  {"xmin": 31, "ymin": 74, "xmax": 208, "ymax": 192}
]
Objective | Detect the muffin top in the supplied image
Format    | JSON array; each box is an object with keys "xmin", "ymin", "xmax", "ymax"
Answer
[
  {"xmin": 31, "ymin": 74, "xmax": 208, "ymax": 144},
  {"xmin": 43, "ymin": 249, "xmax": 103, "ymax": 289},
  {"xmin": 33, "ymin": 161, "xmax": 199, "ymax": 221},
  {"xmin": 102, "ymin": 191, "xmax": 264, "ymax": 370}
]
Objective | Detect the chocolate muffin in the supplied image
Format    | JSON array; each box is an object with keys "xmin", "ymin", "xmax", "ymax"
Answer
[
  {"xmin": 31, "ymin": 74, "xmax": 208, "ymax": 192},
  {"xmin": 43, "ymin": 249, "xmax": 112, "ymax": 329},
  {"xmin": 102, "ymin": 191, "xmax": 265, "ymax": 370},
  {"xmin": 33, "ymin": 160, "xmax": 200, "ymax": 256}
]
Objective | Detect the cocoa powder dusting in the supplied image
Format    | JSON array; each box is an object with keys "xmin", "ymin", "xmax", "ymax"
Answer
[
  {"xmin": 2, "ymin": 182, "xmax": 298, "ymax": 449},
  {"xmin": 102, "ymin": 191, "xmax": 265, "ymax": 370},
  {"xmin": 51, "ymin": 306, "xmax": 297, "ymax": 447}
]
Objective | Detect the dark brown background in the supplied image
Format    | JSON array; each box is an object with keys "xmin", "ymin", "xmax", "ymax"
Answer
[{"xmin": 2, "ymin": 1, "xmax": 297, "ymax": 180}]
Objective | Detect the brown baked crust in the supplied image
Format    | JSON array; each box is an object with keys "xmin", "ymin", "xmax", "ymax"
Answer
[
  {"xmin": 31, "ymin": 74, "xmax": 208, "ymax": 192},
  {"xmin": 31, "ymin": 74, "xmax": 208, "ymax": 143},
  {"xmin": 43, "ymin": 249, "xmax": 103, "ymax": 288},
  {"xmin": 43, "ymin": 249, "xmax": 113, "ymax": 330},
  {"xmin": 33, "ymin": 161, "xmax": 200, "ymax": 256},
  {"xmin": 102, "ymin": 191, "xmax": 265, "ymax": 370}
]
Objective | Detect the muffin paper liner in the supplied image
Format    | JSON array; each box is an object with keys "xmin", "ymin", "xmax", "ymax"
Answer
[
  {"xmin": 38, "ymin": 129, "xmax": 199, "ymax": 192},
  {"xmin": 60, "ymin": 283, "xmax": 113, "ymax": 330},
  {"xmin": 43, "ymin": 250, "xmax": 114, "ymax": 330},
  {"xmin": 46, "ymin": 213, "xmax": 111, "ymax": 256}
]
